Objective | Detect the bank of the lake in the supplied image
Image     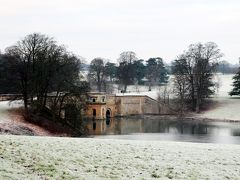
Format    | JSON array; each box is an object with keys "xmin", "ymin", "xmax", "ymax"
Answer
[{"xmin": 0, "ymin": 135, "xmax": 240, "ymax": 179}]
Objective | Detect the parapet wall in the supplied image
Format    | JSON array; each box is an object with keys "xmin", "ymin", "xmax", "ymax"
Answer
[
  {"xmin": 143, "ymin": 96, "xmax": 160, "ymax": 114},
  {"xmin": 115, "ymin": 95, "xmax": 160, "ymax": 116},
  {"xmin": 116, "ymin": 96, "xmax": 144, "ymax": 116}
]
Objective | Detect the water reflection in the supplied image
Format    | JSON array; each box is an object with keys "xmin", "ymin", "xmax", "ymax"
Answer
[
  {"xmin": 84, "ymin": 117, "xmax": 240, "ymax": 144},
  {"xmin": 231, "ymin": 129, "xmax": 240, "ymax": 136},
  {"xmin": 92, "ymin": 121, "xmax": 96, "ymax": 130}
]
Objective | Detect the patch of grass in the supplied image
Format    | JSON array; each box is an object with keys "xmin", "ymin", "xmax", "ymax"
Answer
[
  {"xmin": 188, "ymin": 171, "xmax": 198, "ymax": 180},
  {"xmin": 32, "ymin": 163, "xmax": 57, "ymax": 177},
  {"xmin": 151, "ymin": 172, "xmax": 160, "ymax": 178},
  {"xmin": 166, "ymin": 173, "xmax": 173, "ymax": 179},
  {"xmin": 59, "ymin": 171, "xmax": 74, "ymax": 179}
]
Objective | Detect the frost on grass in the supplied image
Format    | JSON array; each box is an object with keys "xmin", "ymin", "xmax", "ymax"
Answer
[{"xmin": 0, "ymin": 135, "xmax": 240, "ymax": 179}]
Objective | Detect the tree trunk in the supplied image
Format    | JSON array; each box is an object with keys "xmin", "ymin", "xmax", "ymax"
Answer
[
  {"xmin": 97, "ymin": 73, "xmax": 101, "ymax": 92},
  {"xmin": 190, "ymin": 76, "xmax": 195, "ymax": 111},
  {"xmin": 148, "ymin": 84, "xmax": 151, "ymax": 91},
  {"xmin": 97, "ymin": 82, "xmax": 101, "ymax": 92},
  {"xmin": 124, "ymin": 84, "xmax": 127, "ymax": 93},
  {"xmin": 23, "ymin": 92, "xmax": 28, "ymax": 111},
  {"xmin": 195, "ymin": 94, "xmax": 200, "ymax": 113}
]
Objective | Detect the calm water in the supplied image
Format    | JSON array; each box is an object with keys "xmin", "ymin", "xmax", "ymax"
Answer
[{"xmin": 84, "ymin": 117, "xmax": 240, "ymax": 144}]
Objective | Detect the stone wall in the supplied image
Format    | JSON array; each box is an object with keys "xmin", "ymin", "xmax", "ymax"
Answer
[
  {"xmin": 85, "ymin": 104, "xmax": 105, "ymax": 119},
  {"xmin": 114, "ymin": 96, "xmax": 161, "ymax": 116},
  {"xmin": 116, "ymin": 96, "xmax": 144, "ymax": 116},
  {"xmin": 143, "ymin": 96, "xmax": 160, "ymax": 114},
  {"xmin": 115, "ymin": 96, "xmax": 143, "ymax": 116},
  {"xmin": 106, "ymin": 95, "xmax": 117, "ymax": 117}
]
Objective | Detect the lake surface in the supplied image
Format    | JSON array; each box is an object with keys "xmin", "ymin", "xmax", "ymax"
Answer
[{"xmin": 84, "ymin": 116, "xmax": 240, "ymax": 144}]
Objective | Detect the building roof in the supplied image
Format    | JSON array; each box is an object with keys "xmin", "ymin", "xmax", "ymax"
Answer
[{"xmin": 87, "ymin": 92, "xmax": 158, "ymax": 102}]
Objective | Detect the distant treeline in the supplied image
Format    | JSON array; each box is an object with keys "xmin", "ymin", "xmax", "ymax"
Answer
[
  {"xmin": 85, "ymin": 55, "xmax": 238, "ymax": 93},
  {"xmin": 87, "ymin": 54, "xmax": 169, "ymax": 92},
  {"xmin": 83, "ymin": 59, "xmax": 238, "ymax": 78},
  {"xmin": 215, "ymin": 60, "xmax": 239, "ymax": 74}
]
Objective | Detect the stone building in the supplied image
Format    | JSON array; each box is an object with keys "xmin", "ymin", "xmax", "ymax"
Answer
[{"xmin": 85, "ymin": 92, "xmax": 160, "ymax": 119}]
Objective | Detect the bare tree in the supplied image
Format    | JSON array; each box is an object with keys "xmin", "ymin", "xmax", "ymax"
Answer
[
  {"xmin": 5, "ymin": 33, "xmax": 90, "ymax": 127},
  {"xmin": 117, "ymin": 51, "xmax": 137, "ymax": 92},
  {"xmin": 173, "ymin": 74, "xmax": 189, "ymax": 116},
  {"xmin": 172, "ymin": 42, "xmax": 223, "ymax": 113},
  {"xmin": 157, "ymin": 82, "xmax": 174, "ymax": 114},
  {"xmin": 5, "ymin": 33, "xmax": 53, "ymax": 110},
  {"xmin": 88, "ymin": 58, "xmax": 106, "ymax": 92}
]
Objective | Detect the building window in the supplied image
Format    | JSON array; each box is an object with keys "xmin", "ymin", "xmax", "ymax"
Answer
[
  {"xmin": 102, "ymin": 97, "xmax": 105, "ymax": 102},
  {"xmin": 93, "ymin": 98, "xmax": 96, "ymax": 103}
]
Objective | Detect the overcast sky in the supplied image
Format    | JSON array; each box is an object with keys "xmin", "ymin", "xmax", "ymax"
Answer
[{"xmin": 0, "ymin": 0, "xmax": 239, "ymax": 63}]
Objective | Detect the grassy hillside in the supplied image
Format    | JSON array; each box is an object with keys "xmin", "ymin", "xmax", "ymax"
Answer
[{"xmin": 0, "ymin": 135, "xmax": 240, "ymax": 179}]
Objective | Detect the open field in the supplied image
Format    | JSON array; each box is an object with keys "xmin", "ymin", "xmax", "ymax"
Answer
[
  {"xmin": 196, "ymin": 97, "xmax": 240, "ymax": 121},
  {"xmin": 197, "ymin": 74, "xmax": 240, "ymax": 121},
  {"xmin": 0, "ymin": 135, "xmax": 240, "ymax": 179}
]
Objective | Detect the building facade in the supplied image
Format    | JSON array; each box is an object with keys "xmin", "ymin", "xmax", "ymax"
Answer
[{"xmin": 85, "ymin": 92, "xmax": 160, "ymax": 120}]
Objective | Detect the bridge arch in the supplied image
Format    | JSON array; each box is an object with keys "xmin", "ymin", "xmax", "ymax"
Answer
[{"xmin": 106, "ymin": 109, "xmax": 111, "ymax": 119}]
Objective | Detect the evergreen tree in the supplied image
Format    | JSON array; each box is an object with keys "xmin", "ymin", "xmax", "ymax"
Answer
[
  {"xmin": 133, "ymin": 59, "xmax": 145, "ymax": 84},
  {"xmin": 146, "ymin": 57, "xmax": 168, "ymax": 91},
  {"xmin": 229, "ymin": 68, "xmax": 240, "ymax": 96},
  {"xmin": 105, "ymin": 62, "xmax": 117, "ymax": 82}
]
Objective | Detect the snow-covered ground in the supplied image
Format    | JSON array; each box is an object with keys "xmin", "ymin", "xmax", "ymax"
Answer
[
  {"xmin": 0, "ymin": 101, "xmax": 23, "ymax": 123},
  {"xmin": 115, "ymin": 76, "xmax": 175, "ymax": 100},
  {"xmin": 0, "ymin": 135, "xmax": 240, "ymax": 179},
  {"xmin": 196, "ymin": 97, "xmax": 240, "ymax": 121},
  {"xmin": 197, "ymin": 74, "xmax": 240, "ymax": 121},
  {"xmin": 0, "ymin": 101, "xmax": 55, "ymax": 136},
  {"xmin": 212, "ymin": 74, "xmax": 234, "ymax": 97},
  {"xmin": 116, "ymin": 74, "xmax": 234, "ymax": 99}
]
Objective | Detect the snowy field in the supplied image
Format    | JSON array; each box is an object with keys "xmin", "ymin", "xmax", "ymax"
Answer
[
  {"xmin": 115, "ymin": 74, "xmax": 234, "ymax": 99},
  {"xmin": 197, "ymin": 74, "xmax": 240, "ymax": 121},
  {"xmin": 0, "ymin": 135, "xmax": 240, "ymax": 179}
]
